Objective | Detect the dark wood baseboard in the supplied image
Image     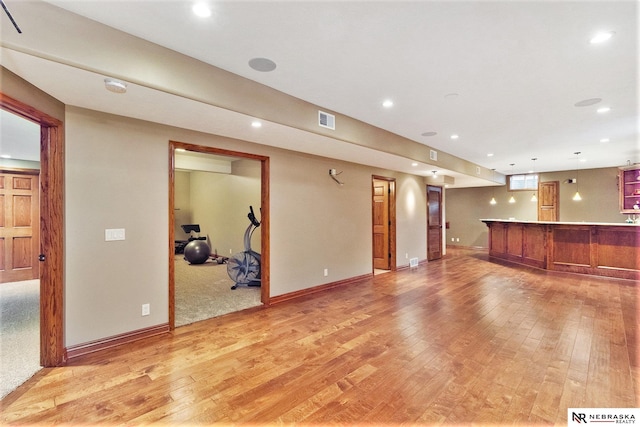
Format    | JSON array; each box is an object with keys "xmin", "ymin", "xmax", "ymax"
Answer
[
  {"xmin": 66, "ymin": 323, "xmax": 170, "ymax": 360},
  {"xmin": 269, "ymin": 273, "xmax": 372, "ymax": 305}
]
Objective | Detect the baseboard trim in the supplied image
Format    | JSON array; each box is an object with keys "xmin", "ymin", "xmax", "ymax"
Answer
[
  {"xmin": 269, "ymin": 273, "xmax": 373, "ymax": 305},
  {"xmin": 66, "ymin": 323, "xmax": 170, "ymax": 360}
]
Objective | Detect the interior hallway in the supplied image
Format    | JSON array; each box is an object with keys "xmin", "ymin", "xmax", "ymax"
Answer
[{"xmin": 1, "ymin": 248, "xmax": 637, "ymax": 424}]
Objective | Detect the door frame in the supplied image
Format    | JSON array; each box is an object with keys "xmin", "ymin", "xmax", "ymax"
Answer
[
  {"xmin": 169, "ymin": 141, "xmax": 270, "ymax": 329},
  {"xmin": 0, "ymin": 93, "xmax": 65, "ymax": 367},
  {"xmin": 371, "ymin": 175, "xmax": 396, "ymax": 272}
]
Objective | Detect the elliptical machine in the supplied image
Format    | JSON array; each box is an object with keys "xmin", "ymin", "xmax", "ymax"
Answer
[{"xmin": 227, "ymin": 206, "xmax": 261, "ymax": 290}]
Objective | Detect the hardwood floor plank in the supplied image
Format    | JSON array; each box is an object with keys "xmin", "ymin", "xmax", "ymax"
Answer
[{"xmin": 1, "ymin": 248, "xmax": 636, "ymax": 425}]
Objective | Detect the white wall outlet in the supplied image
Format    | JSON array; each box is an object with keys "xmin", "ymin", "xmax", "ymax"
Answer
[
  {"xmin": 324, "ymin": 268, "xmax": 328, "ymax": 277},
  {"xmin": 230, "ymin": 248, "xmax": 233, "ymax": 254},
  {"xmin": 451, "ymin": 237, "xmax": 455, "ymax": 242},
  {"xmin": 105, "ymin": 228, "xmax": 125, "ymax": 241},
  {"xmin": 141, "ymin": 303, "xmax": 150, "ymax": 316},
  {"xmin": 405, "ymin": 253, "xmax": 409, "ymax": 259}
]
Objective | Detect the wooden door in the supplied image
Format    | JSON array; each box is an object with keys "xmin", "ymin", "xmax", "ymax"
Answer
[
  {"xmin": 427, "ymin": 185, "xmax": 442, "ymax": 261},
  {"xmin": 0, "ymin": 171, "xmax": 40, "ymax": 283},
  {"xmin": 538, "ymin": 181, "xmax": 559, "ymax": 221},
  {"xmin": 372, "ymin": 179, "xmax": 391, "ymax": 270}
]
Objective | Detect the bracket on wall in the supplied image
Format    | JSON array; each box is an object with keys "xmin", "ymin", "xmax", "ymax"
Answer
[{"xmin": 329, "ymin": 169, "xmax": 344, "ymax": 186}]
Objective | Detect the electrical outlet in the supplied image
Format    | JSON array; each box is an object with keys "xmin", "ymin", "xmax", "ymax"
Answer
[
  {"xmin": 451, "ymin": 237, "xmax": 454, "ymax": 242},
  {"xmin": 324, "ymin": 268, "xmax": 328, "ymax": 277},
  {"xmin": 456, "ymin": 238, "xmax": 460, "ymax": 242},
  {"xmin": 229, "ymin": 249, "xmax": 233, "ymax": 254},
  {"xmin": 405, "ymin": 253, "xmax": 409, "ymax": 259},
  {"xmin": 142, "ymin": 303, "xmax": 150, "ymax": 316},
  {"xmin": 105, "ymin": 228, "xmax": 125, "ymax": 241}
]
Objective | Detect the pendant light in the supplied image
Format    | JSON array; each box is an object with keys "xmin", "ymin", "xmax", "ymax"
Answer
[
  {"xmin": 508, "ymin": 163, "xmax": 516, "ymax": 203},
  {"xmin": 572, "ymin": 152, "xmax": 582, "ymax": 201},
  {"xmin": 489, "ymin": 169, "xmax": 497, "ymax": 205},
  {"xmin": 530, "ymin": 158, "xmax": 538, "ymax": 202}
]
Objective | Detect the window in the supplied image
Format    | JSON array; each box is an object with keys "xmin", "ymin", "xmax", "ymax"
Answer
[{"xmin": 508, "ymin": 173, "xmax": 538, "ymax": 191}]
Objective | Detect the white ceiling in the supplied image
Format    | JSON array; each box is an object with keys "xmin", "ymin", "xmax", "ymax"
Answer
[{"xmin": 1, "ymin": 0, "xmax": 638, "ymax": 184}]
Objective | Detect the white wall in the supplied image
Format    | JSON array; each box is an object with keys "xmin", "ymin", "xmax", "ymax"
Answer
[{"xmin": 63, "ymin": 107, "xmax": 429, "ymax": 347}]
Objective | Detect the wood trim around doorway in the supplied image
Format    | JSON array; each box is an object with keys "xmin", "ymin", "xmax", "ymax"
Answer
[
  {"xmin": 168, "ymin": 141, "xmax": 270, "ymax": 330},
  {"xmin": 0, "ymin": 92, "xmax": 66, "ymax": 367}
]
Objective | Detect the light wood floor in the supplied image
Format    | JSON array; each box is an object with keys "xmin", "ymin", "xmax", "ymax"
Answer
[{"xmin": 1, "ymin": 248, "xmax": 637, "ymax": 425}]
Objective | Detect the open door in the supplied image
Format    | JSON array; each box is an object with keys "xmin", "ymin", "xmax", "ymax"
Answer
[
  {"xmin": 372, "ymin": 176, "xmax": 396, "ymax": 271},
  {"xmin": 427, "ymin": 185, "xmax": 442, "ymax": 261}
]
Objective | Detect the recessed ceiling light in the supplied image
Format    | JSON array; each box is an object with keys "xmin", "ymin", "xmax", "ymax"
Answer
[
  {"xmin": 421, "ymin": 131, "xmax": 437, "ymax": 137},
  {"xmin": 382, "ymin": 100, "xmax": 394, "ymax": 108},
  {"xmin": 411, "ymin": 162, "xmax": 418, "ymax": 167},
  {"xmin": 590, "ymin": 31, "xmax": 615, "ymax": 44},
  {"xmin": 600, "ymin": 138, "xmax": 610, "ymax": 143},
  {"xmin": 249, "ymin": 57, "xmax": 277, "ymax": 72},
  {"xmin": 574, "ymin": 98, "xmax": 602, "ymax": 107},
  {"xmin": 251, "ymin": 121, "xmax": 262, "ymax": 128},
  {"xmin": 597, "ymin": 106, "xmax": 611, "ymax": 113},
  {"xmin": 192, "ymin": 2, "xmax": 212, "ymax": 18},
  {"xmin": 1, "ymin": 154, "xmax": 11, "ymax": 159},
  {"xmin": 450, "ymin": 134, "xmax": 459, "ymax": 140},
  {"xmin": 487, "ymin": 153, "xmax": 494, "ymax": 157}
]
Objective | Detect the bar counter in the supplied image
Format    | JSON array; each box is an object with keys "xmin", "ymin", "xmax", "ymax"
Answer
[{"xmin": 481, "ymin": 219, "xmax": 640, "ymax": 280}]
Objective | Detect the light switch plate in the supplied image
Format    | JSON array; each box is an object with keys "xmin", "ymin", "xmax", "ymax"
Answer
[{"xmin": 105, "ymin": 228, "xmax": 125, "ymax": 241}]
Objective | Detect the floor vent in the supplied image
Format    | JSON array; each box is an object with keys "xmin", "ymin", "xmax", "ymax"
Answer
[
  {"xmin": 318, "ymin": 111, "xmax": 335, "ymax": 130},
  {"xmin": 409, "ymin": 257, "xmax": 419, "ymax": 268}
]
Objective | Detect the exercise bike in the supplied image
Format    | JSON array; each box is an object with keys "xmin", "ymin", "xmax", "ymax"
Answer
[{"xmin": 227, "ymin": 206, "xmax": 261, "ymax": 290}]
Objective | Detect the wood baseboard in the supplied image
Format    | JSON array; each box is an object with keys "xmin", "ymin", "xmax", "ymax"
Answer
[
  {"xmin": 66, "ymin": 323, "xmax": 170, "ymax": 360},
  {"xmin": 269, "ymin": 273, "xmax": 373, "ymax": 305}
]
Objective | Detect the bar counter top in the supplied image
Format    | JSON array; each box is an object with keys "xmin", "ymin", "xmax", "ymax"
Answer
[{"xmin": 481, "ymin": 218, "xmax": 640, "ymax": 227}]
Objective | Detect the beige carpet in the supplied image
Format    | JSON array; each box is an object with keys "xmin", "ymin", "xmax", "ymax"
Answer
[
  {"xmin": 0, "ymin": 279, "xmax": 40, "ymax": 400},
  {"xmin": 175, "ymin": 255, "xmax": 262, "ymax": 327}
]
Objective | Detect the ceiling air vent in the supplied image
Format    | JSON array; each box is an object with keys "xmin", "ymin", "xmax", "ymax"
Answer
[
  {"xmin": 430, "ymin": 150, "xmax": 438, "ymax": 161},
  {"xmin": 318, "ymin": 111, "xmax": 335, "ymax": 130}
]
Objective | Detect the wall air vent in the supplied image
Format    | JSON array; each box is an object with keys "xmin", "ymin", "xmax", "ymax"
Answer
[
  {"xmin": 410, "ymin": 257, "xmax": 419, "ymax": 268},
  {"xmin": 318, "ymin": 111, "xmax": 335, "ymax": 130},
  {"xmin": 430, "ymin": 150, "xmax": 438, "ymax": 161}
]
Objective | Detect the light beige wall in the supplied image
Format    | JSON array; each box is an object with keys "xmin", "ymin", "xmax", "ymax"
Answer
[
  {"xmin": 188, "ymin": 159, "xmax": 261, "ymax": 257},
  {"xmin": 63, "ymin": 106, "xmax": 429, "ymax": 346},
  {"xmin": 174, "ymin": 171, "xmax": 192, "ymax": 239},
  {"xmin": 445, "ymin": 167, "xmax": 627, "ymax": 248}
]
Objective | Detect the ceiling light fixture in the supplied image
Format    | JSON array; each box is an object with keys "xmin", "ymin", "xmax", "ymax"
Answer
[
  {"xmin": 251, "ymin": 121, "xmax": 262, "ymax": 128},
  {"xmin": 490, "ymin": 169, "xmax": 497, "ymax": 205},
  {"xmin": 1, "ymin": 154, "xmax": 11, "ymax": 159},
  {"xmin": 573, "ymin": 152, "xmax": 582, "ymax": 201},
  {"xmin": 432, "ymin": 170, "xmax": 438, "ymax": 178},
  {"xmin": 600, "ymin": 138, "xmax": 610, "ymax": 143},
  {"xmin": 487, "ymin": 153, "xmax": 494, "ymax": 157},
  {"xmin": 382, "ymin": 100, "xmax": 394, "ymax": 108},
  {"xmin": 450, "ymin": 134, "xmax": 459, "ymax": 140},
  {"xmin": 508, "ymin": 163, "xmax": 516, "ymax": 203},
  {"xmin": 597, "ymin": 106, "xmax": 611, "ymax": 113},
  {"xmin": 530, "ymin": 158, "xmax": 538, "ymax": 202},
  {"xmin": 104, "ymin": 78, "xmax": 127, "ymax": 94},
  {"xmin": 411, "ymin": 162, "xmax": 418, "ymax": 167},
  {"xmin": 192, "ymin": 2, "xmax": 212, "ymax": 18},
  {"xmin": 590, "ymin": 31, "xmax": 615, "ymax": 44}
]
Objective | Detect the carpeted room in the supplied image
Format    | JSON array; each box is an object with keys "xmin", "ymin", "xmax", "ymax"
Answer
[{"xmin": 173, "ymin": 149, "xmax": 263, "ymax": 326}]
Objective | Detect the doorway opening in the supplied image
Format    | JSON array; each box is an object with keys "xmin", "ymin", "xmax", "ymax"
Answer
[
  {"xmin": 0, "ymin": 93, "xmax": 65, "ymax": 371},
  {"xmin": 427, "ymin": 185, "xmax": 443, "ymax": 261},
  {"xmin": 372, "ymin": 176, "xmax": 396, "ymax": 274},
  {"xmin": 169, "ymin": 141, "xmax": 269, "ymax": 329}
]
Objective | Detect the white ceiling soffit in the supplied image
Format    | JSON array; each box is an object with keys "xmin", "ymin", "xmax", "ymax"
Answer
[{"xmin": 1, "ymin": 48, "xmax": 481, "ymax": 187}]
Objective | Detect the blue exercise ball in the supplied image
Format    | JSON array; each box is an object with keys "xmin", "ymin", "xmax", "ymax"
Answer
[{"xmin": 184, "ymin": 240, "xmax": 210, "ymax": 264}]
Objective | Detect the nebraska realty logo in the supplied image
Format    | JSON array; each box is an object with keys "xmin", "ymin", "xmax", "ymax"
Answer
[{"xmin": 569, "ymin": 408, "xmax": 639, "ymax": 424}]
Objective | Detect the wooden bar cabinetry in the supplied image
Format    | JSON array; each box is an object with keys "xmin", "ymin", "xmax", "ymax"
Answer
[{"xmin": 482, "ymin": 219, "xmax": 640, "ymax": 280}]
